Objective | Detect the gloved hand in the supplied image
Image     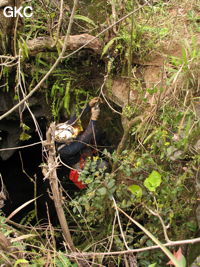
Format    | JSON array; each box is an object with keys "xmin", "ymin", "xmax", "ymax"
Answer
[
  {"xmin": 89, "ymin": 97, "xmax": 102, "ymax": 107},
  {"xmin": 91, "ymin": 106, "xmax": 100, "ymax": 120}
]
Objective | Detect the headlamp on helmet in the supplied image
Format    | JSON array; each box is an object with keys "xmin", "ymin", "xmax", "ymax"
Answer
[{"xmin": 55, "ymin": 123, "xmax": 78, "ymax": 143}]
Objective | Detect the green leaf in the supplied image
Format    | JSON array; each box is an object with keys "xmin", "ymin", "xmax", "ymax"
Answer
[
  {"xmin": 55, "ymin": 252, "xmax": 78, "ymax": 267},
  {"xmin": 97, "ymin": 187, "xmax": 107, "ymax": 195},
  {"xmin": 148, "ymin": 264, "xmax": 157, "ymax": 267},
  {"xmin": 14, "ymin": 259, "xmax": 29, "ymax": 267},
  {"xmin": 20, "ymin": 123, "xmax": 30, "ymax": 131},
  {"xmin": 19, "ymin": 37, "xmax": 29, "ymax": 59},
  {"xmin": 20, "ymin": 132, "xmax": 31, "ymax": 141},
  {"xmin": 74, "ymin": 15, "xmax": 96, "ymax": 27},
  {"xmin": 179, "ymin": 255, "xmax": 186, "ymax": 267},
  {"xmin": 101, "ymin": 37, "xmax": 124, "ymax": 57},
  {"xmin": 107, "ymin": 179, "xmax": 115, "ymax": 189},
  {"xmin": 63, "ymin": 81, "xmax": 70, "ymax": 115},
  {"xmin": 85, "ymin": 178, "xmax": 93, "ymax": 184},
  {"xmin": 144, "ymin": 170, "xmax": 162, "ymax": 192},
  {"xmin": 128, "ymin": 184, "xmax": 142, "ymax": 198}
]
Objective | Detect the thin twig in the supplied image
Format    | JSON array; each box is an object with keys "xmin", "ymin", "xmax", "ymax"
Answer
[
  {"xmin": 109, "ymin": 0, "xmax": 117, "ymax": 34},
  {"xmin": 0, "ymin": 141, "xmax": 42, "ymax": 152},
  {"xmin": 58, "ymin": 155, "xmax": 78, "ymax": 171},
  {"xmin": 127, "ymin": 0, "xmax": 134, "ymax": 105},
  {"xmin": 108, "ymin": 210, "xmax": 117, "ymax": 252},
  {"xmin": 100, "ymin": 75, "xmax": 122, "ymax": 115},
  {"xmin": 52, "ymin": 0, "xmax": 64, "ymax": 47},
  {"xmin": 144, "ymin": 199, "xmax": 171, "ymax": 243},
  {"xmin": 112, "ymin": 196, "xmax": 130, "ymax": 250}
]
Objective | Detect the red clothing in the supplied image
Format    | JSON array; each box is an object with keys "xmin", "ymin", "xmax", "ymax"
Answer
[
  {"xmin": 69, "ymin": 156, "xmax": 86, "ymax": 189},
  {"xmin": 69, "ymin": 169, "xmax": 86, "ymax": 189}
]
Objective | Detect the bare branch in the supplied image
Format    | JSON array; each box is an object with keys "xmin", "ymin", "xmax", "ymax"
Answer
[
  {"xmin": 44, "ymin": 122, "xmax": 76, "ymax": 251},
  {"xmin": 53, "ymin": 0, "xmax": 64, "ymax": 46},
  {"xmin": 112, "ymin": 196, "xmax": 130, "ymax": 250},
  {"xmin": 65, "ymin": 237, "xmax": 200, "ymax": 258},
  {"xmin": 100, "ymin": 75, "xmax": 122, "ymax": 115},
  {"xmin": 145, "ymin": 200, "xmax": 171, "ymax": 243}
]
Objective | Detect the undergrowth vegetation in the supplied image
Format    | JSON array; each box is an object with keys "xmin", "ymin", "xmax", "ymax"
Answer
[{"xmin": 1, "ymin": 0, "xmax": 200, "ymax": 266}]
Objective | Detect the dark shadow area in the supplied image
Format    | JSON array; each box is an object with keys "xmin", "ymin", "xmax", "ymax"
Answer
[{"xmin": 0, "ymin": 126, "xmax": 56, "ymax": 224}]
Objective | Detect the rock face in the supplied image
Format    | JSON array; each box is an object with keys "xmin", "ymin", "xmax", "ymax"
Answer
[
  {"xmin": 106, "ymin": 34, "xmax": 200, "ymax": 107},
  {"xmin": 0, "ymin": 91, "xmax": 49, "ymax": 160},
  {"xmin": 106, "ymin": 78, "xmax": 139, "ymax": 107},
  {"xmin": 0, "ymin": 120, "xmax": 21, "ymax": 160}
]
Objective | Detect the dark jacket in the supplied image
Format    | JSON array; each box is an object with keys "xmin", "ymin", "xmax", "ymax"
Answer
[{"xmin": 57, "ymin": 104, "xmax": 97, "ymax": 167}]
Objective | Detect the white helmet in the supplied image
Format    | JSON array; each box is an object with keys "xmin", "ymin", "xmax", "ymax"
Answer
[{"xmin": 55, "ymin": 123, "xmax": 78, "ymax": 143}]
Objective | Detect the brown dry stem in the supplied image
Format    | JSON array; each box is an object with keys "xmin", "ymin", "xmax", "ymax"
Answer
[{"xmin": 44, "ymin": 122, "xmax": 75, "ymax": 252}]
